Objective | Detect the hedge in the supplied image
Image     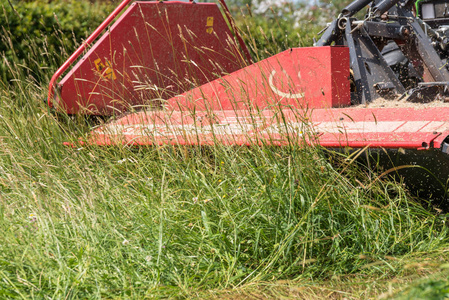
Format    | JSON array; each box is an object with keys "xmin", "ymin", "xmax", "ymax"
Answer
[{"xmin": 1, "ymin": 0, "xmax": 113, "ymax": 83}]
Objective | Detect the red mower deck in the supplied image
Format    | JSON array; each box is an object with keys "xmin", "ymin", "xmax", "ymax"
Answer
[
  {"xmin": 88, "ymin": 106, "xmax": 449, "ymax": 151},
  {"xmin": 86, "ymin": 47, "xmax": 449, "ymax": 152},
  {"xmin": 50, "ymin": 0, "xmax": 449, "ymax": 205},
  {"xmin": 50, "ymin": 1, "xmax": 249, "ymax": 115}
]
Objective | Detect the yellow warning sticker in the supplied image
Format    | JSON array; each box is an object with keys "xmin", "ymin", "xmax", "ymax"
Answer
[
  {"xmin": 94, "ymin": 58, "xmax": 116, "ymax": 80},
  {"xmin": 206, "ymin": 17, "xmax": 214, "ymax": 27},
  {"xmin": 206, "ymin": 16, "xmax": 214, "ymax": 34}
]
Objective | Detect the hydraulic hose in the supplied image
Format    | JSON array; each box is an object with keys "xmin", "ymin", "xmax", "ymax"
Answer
[
  {"xmin": 373, "ymin": 0, "xmax": 402, "ymax": 16},
  {"xmin": 341, "ymin": 0, "xmax": 374, "ymax": 16}
]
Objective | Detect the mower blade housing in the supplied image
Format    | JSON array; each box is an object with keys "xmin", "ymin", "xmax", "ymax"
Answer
[{"xmin": 54, "ymin": 1, "xmax": 247, "ymax": 115}]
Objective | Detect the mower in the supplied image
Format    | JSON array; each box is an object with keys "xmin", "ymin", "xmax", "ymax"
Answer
[{"xmin": 48, "ymin": 0, "xmax": 449, "ymax": 204}]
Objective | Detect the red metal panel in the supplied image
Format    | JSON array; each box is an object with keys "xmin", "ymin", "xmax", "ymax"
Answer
[
  {"xmin": 56, "ymin": 1, "xmax": 246, "ymax": 115},
  {"xmin": 86, "ymin": 107, "xmax": 449, "ymax": 150},
  {"xmin": 81, "ymin": 43, "xmax": 449, "ymax": 152},
  {"xmin": 168, "ymin": 47, "xmax": 351, "ymax": 111},
  {"xmin": 48, "ymin": 0, "xmax": 133, "ymax": 107}
]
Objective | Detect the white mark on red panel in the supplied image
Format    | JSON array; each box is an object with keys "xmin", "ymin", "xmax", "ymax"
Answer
[
  {"xmin": 268, "ymin": 70, "xmax": 304, "ymax": 99},
  {"xmin": 419, "ymin": 121, "xmax": 446, "ymax": 132},
  {"xmin": 100, "ymin": 120, "xmax": 448, "ymax": 138}
]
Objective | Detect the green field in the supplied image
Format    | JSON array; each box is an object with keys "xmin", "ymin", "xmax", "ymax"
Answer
[{"xmin": 1, "ymin": 0, "xmax": 449, "ymax": 298}]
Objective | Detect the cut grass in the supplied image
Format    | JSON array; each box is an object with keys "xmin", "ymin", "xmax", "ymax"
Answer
[{"xmin": 194, "ymin": 249, "xmax": 449, "ymax": 299}]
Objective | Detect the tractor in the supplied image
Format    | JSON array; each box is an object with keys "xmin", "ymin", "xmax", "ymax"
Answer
[{"xmin": 48, "ymin": 0, "xmax": 449, "ymax": 205}]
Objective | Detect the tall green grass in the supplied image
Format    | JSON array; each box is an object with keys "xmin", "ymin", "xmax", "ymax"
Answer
[
  {"xmin": 1, "ymin": 73, "xmax": 448, "ymax": 297},
  {"xmin": 0, "ymin": 2, "xmax": 449, "ymax": 298}
]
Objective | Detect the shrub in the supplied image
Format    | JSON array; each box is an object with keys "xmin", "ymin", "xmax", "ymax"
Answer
[
  {"xmin": 232, "ymin": 3, "xmax": 323, "ymax": 61},
  {"xmin": 0, "ymin": 0, "xmax": 114, "ymax": 83}
]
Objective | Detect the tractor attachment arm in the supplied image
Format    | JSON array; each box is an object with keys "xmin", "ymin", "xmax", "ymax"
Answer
[{"xmin": 316, "ymin": 0, "xmax": 449, "ymax": 103}]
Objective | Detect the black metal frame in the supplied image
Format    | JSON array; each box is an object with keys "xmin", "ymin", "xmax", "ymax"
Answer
[{"xmin": 316, "ymin": 0, "xmax": 449, "ymax": 103}]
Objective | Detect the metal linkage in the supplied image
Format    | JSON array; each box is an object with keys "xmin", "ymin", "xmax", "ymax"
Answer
[
  {"xmin": 316, "ymin": 0, "xmax": 449, "ymax": 104},
  {"xmin": 396, "ymin": 5, "xmax": 449, "ymax": 82},
  {"xmin": 344, "ymin": 18, "xmax": 406, "ymax": 103}
]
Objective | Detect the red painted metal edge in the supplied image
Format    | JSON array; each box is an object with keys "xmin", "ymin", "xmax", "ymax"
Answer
[
  {"xmin": 47, "ymin": 0, "xmax": 133, "ymax": 107},
  {"xmin": 217, "ymin": 0, "xmax": 253, "ymax": 65},
  {"xmin": 83, "ymin": 107, "xmax": 449, "ymax": 149}
]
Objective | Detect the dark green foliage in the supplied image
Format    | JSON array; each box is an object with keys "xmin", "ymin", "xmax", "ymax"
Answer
[
  {"xmin": 395, "ymin": 279, "xmax": 449, "ymax": 299},
  {"xmin": 232, "ymin": 3, "xmax": 324, "ymax": 60},
  {"xmin": 0, "ymin": 0, "xmax": 113, "ymax": 83}
]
